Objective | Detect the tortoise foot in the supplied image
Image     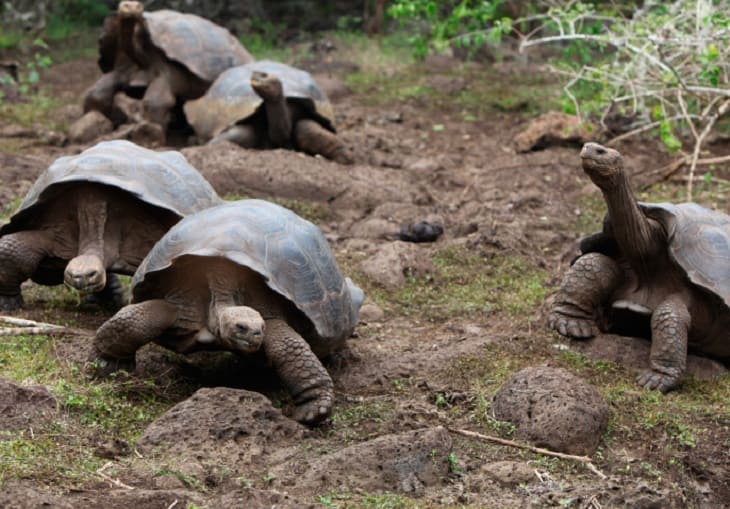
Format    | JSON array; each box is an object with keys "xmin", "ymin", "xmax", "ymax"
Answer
[
  {"xmin": 636, "ymin": 369, "xmax": 680, "ymax": 393},
  {"xmin": 83, "ymin": 274, "xmax": 125, "ymax": 310},
  {"xmin": 548, "ymin": 309, "xmax": 595, "ymax": 339},
  {"xmin": 0, "ymin": 293, "xmax": 23, "ymax": 311},
  {"xmin": 89, "ymin": 351, "xmax": 136, "ymax": 378},
  {"xmin": 292, "ymin": 390, "xmax": 333, "ymax": 425}
]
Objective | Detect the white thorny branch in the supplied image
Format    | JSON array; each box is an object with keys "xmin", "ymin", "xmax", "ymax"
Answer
[{"xmin": 512, "ymin": 0, "xmax": 730, "ymax": 199}]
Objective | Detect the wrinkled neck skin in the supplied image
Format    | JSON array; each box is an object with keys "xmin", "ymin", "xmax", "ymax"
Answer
[
  {"xmin": 260, "ymin": 91, "xmax": 292, "ymax": 148},
  {"xmin": 595, "ymin": 170, "xmax": 664, "ymax": 276},
  {"xmin": 206, "ymin": 268, "xmax": 240, "ymax": 336},
  {"xmin": 118, "ymin": 16, "xmax": 149, "ymax": 68},
  {"xmin": 76, "ymin": 187, "xmax": 108, "ymax": 264}
]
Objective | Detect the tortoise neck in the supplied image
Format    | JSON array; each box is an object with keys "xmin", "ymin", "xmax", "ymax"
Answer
[
  {"xmin": 600, "ymin": 170, "xmax": 661, "ymax": 271},
  {"xmin": 118, "ymin": 17, "xmax": 149, "ymax": 68},
  {"xmin": 206, "ymin": 264, "xmax": 241, "ymax": 333},
  {"xmin": 76, "ymin": 186, "xmax": 108, "ymax": 262},
  {"xmin": 262, "ymin": 95, "xmax": 292, "ymax": 148}
]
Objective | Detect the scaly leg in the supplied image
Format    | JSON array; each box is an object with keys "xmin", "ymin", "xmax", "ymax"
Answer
[
  {"xmin": 142, "ymin": 74, "xmax": 175, "ymax": 134},
  {"xmin": 636, "ymin": 294, "xmax": 690, "ymax": 393},
  {"xmin": 82, "ymin": 72, "xmax": 119, "ymax": 119},
  {"xmin": 210, "ymin": 124, "xmax": 259, "ymax": 148},
  {"xmin": 0, "ymin": 231, "xmax": 52, "ymax": 310},
  {"xmin": 92, "ymin": 299, "xmax": 178, "ymax": 375},
  {"xmin": 294, "ymin": 119, "xmax": 353, "ymax": 164},
  {"xmin": 264, "ymin": 318, "xmax": 333, "ymax": 425},
  {"xmin": 548, "ymin": 252, "xmax": 622, "ymax": 338}
]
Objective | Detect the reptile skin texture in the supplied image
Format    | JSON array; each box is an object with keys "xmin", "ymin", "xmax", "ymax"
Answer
[
  {"xmin": 548, "ymin": 252, "xmax": 622, "ymax": 338},
  {"xmin": 637, "ymin": 294, "xmax": 690, "ymax": 392},
  {"xmin": 264, "ymin": 318, "xmax": 334, "ymax": 425},
  {"xmin": 0, "ymin": 232, "xmax": 49, "ymax": 310}
]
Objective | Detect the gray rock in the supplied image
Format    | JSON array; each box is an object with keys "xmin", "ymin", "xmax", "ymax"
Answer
[
  {"xmin": 360, "ymin": 241, "xmax": 434, "ymax": 288},
  {"xmin": 492, "ymin": 366, "xmax": 609, "ymax": 456},
  {"xmin": 68, "ymin": 110, "xmax": 113, "ymax": 144}
]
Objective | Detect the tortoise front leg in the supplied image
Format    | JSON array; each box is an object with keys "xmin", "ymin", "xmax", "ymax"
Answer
[
  {"xmin": 636, "ymin": 294, "xmax": 690, "ymax": 393},
  {"xmin": 210, "ymin": 124, "xmax": 260, "ymax": 148},
  {"xmin": 294, "ymin": 119, "xmax": 353, "ymax": 164},
  {"xmin": 0, "ymin": 231, "xmax": 52, "ymax": 310},
  {"xmin": 548, "ymin": 252, "xmax": 622, "ymax": 338},
  {"xmin": 263, "ymin": 318, "xmax": 334, "ymax": 425},
  {"xmin": 92, "ymin": 299, "xmax": 178, "ymax": 375},
  {"xmin": 142, "ymin": 74, "xmax": 175, "ymax": 134},
  {"xmin": 83, "ymin": 72, "xmax": 119, "ymax": 119}
]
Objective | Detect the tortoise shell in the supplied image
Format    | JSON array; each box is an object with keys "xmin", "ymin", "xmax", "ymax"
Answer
[
  {"xmin": 1, "ymin": 140, "xmax": 222, "ymax": 235},
  {"xmin": 585, "ymin": 202, "xmax": 730, "ymax": 310},
  {"xmin": 98, "ymin": 9, "xmax": 252, "ymax": 80},
  {"xmin": 184, "ymin": 60, "xmax": 335, "ymax": 140},
  {"xmin": 132, "ymin": 199, "xmax": 364, "ymax": 344}
]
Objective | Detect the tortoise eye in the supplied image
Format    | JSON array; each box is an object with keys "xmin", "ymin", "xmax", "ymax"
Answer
[{"xmin": 596, "ymin": 148, "xmax": 606, "ymax": 155}]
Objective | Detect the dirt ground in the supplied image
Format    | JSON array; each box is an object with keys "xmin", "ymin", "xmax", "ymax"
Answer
[{"xmin": 0, "ymin": 35, "xmax": 729, "ymax": 509}]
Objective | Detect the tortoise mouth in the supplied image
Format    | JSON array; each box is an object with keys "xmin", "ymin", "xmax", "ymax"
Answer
[
  {"xmin": 232, "ymin": 336, "xmax": 263, "ymax": 353},
  {"xmin": 118, "ymin": 1, "xmax": 144, "ymax": 18}
]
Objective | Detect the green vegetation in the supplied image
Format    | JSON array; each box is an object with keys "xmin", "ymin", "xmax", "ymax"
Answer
[{"xmin": 365, "ymin": 247, "xmax": 547, "ymax": 320}]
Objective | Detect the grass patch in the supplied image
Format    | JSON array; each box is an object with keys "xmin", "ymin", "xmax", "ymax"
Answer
[
  {"xmin": 0, "ymin": 93, "xmax": 71, "ymax": 131},
  {"xmin": 0, "ymin": 330, "xmax": 175, "ymax": 486},
  {"xmin": 366, "ymin": 247, "xmax": 547, "ymax": 321}
]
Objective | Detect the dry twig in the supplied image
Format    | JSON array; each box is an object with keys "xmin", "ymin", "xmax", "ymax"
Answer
[{"xmin": 448, "ymin": 428, "xmax": 607, "ymax": 479}]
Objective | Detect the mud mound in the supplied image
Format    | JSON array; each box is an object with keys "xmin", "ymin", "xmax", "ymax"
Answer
[
  {"xmin": 566, "ymin": 333, "xmax": 728, "ymax": 381},
  {"xmin": 208, "ymin": 488, "xmax": 318, "ymax": 508},
  {"xmin": 0, "ymin": 377, "xmax": 57, "ymax": 431},
  {"xmin": 137, "ymin": 387, "xmax": 305, "ymax": 464},
  {"xmin": 272, "ymin": 426, "xmax": 453, "ymax": 495},
  {"xmin": 492, "ymin": 366, "xmax": 609, "ymax": 456},
  {"xmin": 181, "ymin": 142, "xmax": 424, "ymax": 210}
]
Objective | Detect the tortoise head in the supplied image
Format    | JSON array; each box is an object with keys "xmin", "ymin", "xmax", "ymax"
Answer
[
  {"xmin": 64, "ymin": 254, "xmax": 107, "ymax": 293},
  {"xmin": 217, "ymin": 306, "xmax": 265, "ymax": 353},
  {"xmin": 580, "ymin": 142, "xmax": 624, "ymax": 188},
  {"xmin": 118, "ymin": 1, "xmax": 144, "ymax": 20},
  {"xmin": 250, "ymin": 71, "xmax": 284, "ymax": 102}
]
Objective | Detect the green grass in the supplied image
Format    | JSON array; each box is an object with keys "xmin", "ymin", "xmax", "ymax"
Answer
[
  {"xmin": 365, "ymin": 247, "xmax": 547, "ymax": 321},
  {"xmin": 0, "ymin": 328, "xmax": 174, "ymax": 486},
  {"xmin": 0, "ymin": 93, "xmax": 71, "ymax": 131}
]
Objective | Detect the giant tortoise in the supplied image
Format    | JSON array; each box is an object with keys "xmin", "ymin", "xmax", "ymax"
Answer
[
  {"xmin": 549, "ymin": 142, "xmax": 730, "ymax": 392},
  {"xmin": 0, "ymin": 139, "xmax": 221, "ymax": 310},
  {"xmin": 184, "ymin": 60, "xmax": 353, "ymax": 164},
  {"xmin": 78, "ymin": 1, "xmax": 252, "ymax": 138},
  {"xmin": 92, "ymin": 199, "xmax": 364, "ymax": 424}
]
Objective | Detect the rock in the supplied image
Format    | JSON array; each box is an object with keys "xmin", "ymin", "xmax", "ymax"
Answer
[
  {"xmin": 0, "ymin": 378, "xmax": 57, "ymax": 432},
  {"xmin": 480, "ymin": 461, "xmax": 536, "ymax": 486},
  {"xmin": 105, "ymin": 121, "xmax": 165, "ymax": 146},
  {"xmin": 112, "ymin": 92, "xmax": 144, "ymax": 124},
  {"xmin": 68, "ymin": 110, "xmax": 113, "ymax": 144},
  {"xmin": 360, "ymin": 241, "xmax": 434, "ymax": 288},
  {"xmin": 137, "ymin": 388, "xmax": 305, "ymax": 464},
  {"xmin": 492, "ymin": 366, "xmax": 609, "ymax": 456},
  {"xmin": 349, "ymin": 217, "xmax": 396, "ymax": 239},
  {"xmin": 272, "ymin": 426, "xmax": 453, "ymax": 495},
  {"xmin": 513, "ymin": 111, "xmax": 594, "ymax": 152},
  {"xmin": 427, "ymin": 75, "xmax": 467, "ymax": 95},
  {"xmin": 359, "ymin": 302, "xmax": 385, "ymax": 323}
]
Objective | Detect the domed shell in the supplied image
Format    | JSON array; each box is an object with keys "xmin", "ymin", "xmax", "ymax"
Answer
[
  {"xmin": 1, "ymin": 140, "xmax": 222, "ymax": 235},
  {"xmin": 144, "ymin": 10, "xmax": 253, "ymax": 82},
  {"xmin": 642, "ymin": 202, "xmax": 730, "ymax": 309},
  {"xmin": 132, "ymin": 199, "xmax": 364, "ymax": 343},
  {"xmin": 184, "ymin": 60, "xmax": 335, "ymax": 140}
]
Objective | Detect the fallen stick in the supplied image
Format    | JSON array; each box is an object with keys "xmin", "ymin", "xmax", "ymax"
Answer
[
  {"xmin": 95, "ymin": 461, "xmax": 135, "ymax": 490},
  {"xmin": 0, "ymin": 315, "xmax": 94, "ymax": 336},
  {"xmin": 448, "ymin": 428, "xmax": 607, "ymax": 479}
]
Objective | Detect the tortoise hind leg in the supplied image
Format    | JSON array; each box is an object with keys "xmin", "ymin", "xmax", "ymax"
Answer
[
  {"xmin": 0, "ymin": 231, "xmax": 52, "ymax": 310},
  {"xmin": 263, "ymin": 318, "xmax": 334, "ymax": 425},
  {"xmin": 294, "ymin": 119, "xmax": 354, "ymax": 164},
  {"xmin": 636, "ymin": 294, "xmax": 690, "ymax": 393},
  {"xmin": 548, "ymin": 252, "xmax": 622, "ymax": 338},
  {"xmin": 92, "ymin": 299, "xmax": 177, "ymax": 376}
]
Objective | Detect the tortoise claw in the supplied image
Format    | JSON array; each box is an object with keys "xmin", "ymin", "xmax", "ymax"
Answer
[
  {"xmin": 292, "ymin": 392, "xmax": 333, "ymax": 426},
  {"xmin": 548, "ymin": 311, "xmax": 595, "ymax": 339},
  {"xmin": 636, "ymin": 369, "xmax": 680, "ymax": 393},
  {"xmin": 89, "ymin": 351, "xmax": 136, "ymax": 379}
]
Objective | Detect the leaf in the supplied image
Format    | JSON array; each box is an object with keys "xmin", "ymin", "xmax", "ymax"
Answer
[
  {"xmin": 432, "ymin": 124, "xmax": 446, "ymax": 131},
  {"xmin": 659, "ymin": 120, "xmax": 682, "ymax": 153}
]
